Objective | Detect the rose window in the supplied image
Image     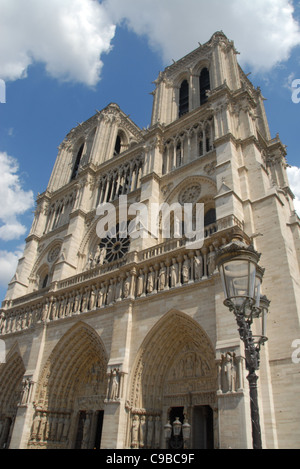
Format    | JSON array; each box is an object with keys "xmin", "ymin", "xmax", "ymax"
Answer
[
  {"xmin": 98, "ymin": 222, "xmax": 130, "ymax": 263},
  {"xmin": 179, "ymin": 184, "xmax": 202, "ymax": 205}
]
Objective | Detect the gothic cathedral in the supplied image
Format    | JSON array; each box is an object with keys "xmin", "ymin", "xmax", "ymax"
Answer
[{"xmin": 0, "ymin": 32, "xmax": 300, "ymax": 449}]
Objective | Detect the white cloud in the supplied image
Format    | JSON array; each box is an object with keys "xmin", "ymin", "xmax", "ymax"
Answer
[
  {"xmin": 287, "ymin": 165, "xmax": 300, "ymax": 215},
  {"xmin": 0, "ymin": 0, "xmax": 299, "ymax": 87},
  {"xmin": 0, "ymin": 247, "xmax": 24, "ymax": 288},
  {"xmin": 0, "ymin": 152, "xmax": 34, "ymax": 241},
  {"xmin": 104, "ymin": 0, "xmax": 300, "ymax": 71},
  {"xmin": 0, "ymin": 0, "xmax": 115, "ymax": 86}
]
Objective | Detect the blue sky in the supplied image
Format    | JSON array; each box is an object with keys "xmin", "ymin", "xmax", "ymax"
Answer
[{"xmin": 0, "ymin": 0, "xmax": 300, "ymax": 301}]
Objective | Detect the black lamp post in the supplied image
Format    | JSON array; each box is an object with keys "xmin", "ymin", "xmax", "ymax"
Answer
[{"xmin": 215, "ymin": 237, "xmax": 270, "ymax": 450}]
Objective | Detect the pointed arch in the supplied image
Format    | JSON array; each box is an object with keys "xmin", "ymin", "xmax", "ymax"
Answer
[
  {"xmin": 34, "ymin": 322, "xmax": 108, "ymax": 412},
  {"xmin": 71, "ymin": 140, "xmax": 85, "ymax": 180},
  {"xmin": 165, "ymin": 175, "xmax": 216, "ymax": 206},
  {"xmin": 199, "ymin": 67, "xmax": 210, "ymax": 105},
  {"xmin": 0, "ymin": 346, "xmax": 25, "ymax": 448},
  {"xmin": 179, "ymin": 80, "xmax": 189, "ymax": 117},
  {"xmin": 129, "ymin": 310, "xmax": 217, "ymax": 411}
]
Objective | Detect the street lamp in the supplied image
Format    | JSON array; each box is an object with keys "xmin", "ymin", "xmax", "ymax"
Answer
[
  {"xmin": 182, "ymin": 419, "xmax": 191, "ymax": 449},
  {"xmin": 215, "ymin": 237, "xmax": 270, "ymax": 450}
]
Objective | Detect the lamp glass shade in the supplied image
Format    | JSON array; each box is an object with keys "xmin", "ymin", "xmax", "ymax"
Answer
[
  {"xmin": 220, "ymin": 259, "xmax": 256, "ymax": 308},
  {"xmin": 182, "ymin": 421, "xmax": 191, "ymax": 440},
  {"xmin": 252, "ymin": 296, "xmax": 269, "ymax": 345},
  {"xmin": 164, "ymin": 421, "xmax": 172, "ymax": 440},
  {"xmin": 173, "ymin": 417, "xmax": 182, "ymax": 436}
]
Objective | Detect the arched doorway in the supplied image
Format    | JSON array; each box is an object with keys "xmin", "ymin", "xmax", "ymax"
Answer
[
  {"xmin": 29, "ymin": 322, "xmax": 108, "ymax": 449},
  {"xmin": 127, "ymin": 311, "xmax": 217, "ymax": 449},
  {"xmin": 0, "ymin": 352, "xmax": 25, "ymax": 449}
]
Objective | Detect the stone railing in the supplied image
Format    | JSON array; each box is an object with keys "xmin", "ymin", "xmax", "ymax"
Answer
[{"xmin": 0, "ymin": 214, "xmax": 244, "ymax": 337}]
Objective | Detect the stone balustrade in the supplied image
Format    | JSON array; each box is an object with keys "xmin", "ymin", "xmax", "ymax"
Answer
[{"xmin": 0, "ymin": 214, "xmax": 243, "ymax": 337}]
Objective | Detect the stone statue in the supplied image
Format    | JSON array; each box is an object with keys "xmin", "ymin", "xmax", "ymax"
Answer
[
  {"xmin": 97, "ymin": 283, "xmax": 106, "ymax": 307},
  {"xmin": 182, "ymin": 255, "xmax": 190, "ymax": 283},
  {"xmin": 89, "ymin": 286, "xmax": 97, "ymax": 310},
  {"xmin": 136, "ymin": 269, "xmax": 145, "ymax": 297},
  {"xmin": 110, "ymin": 369, "xmax": 120, "ymax": 400},
  {"xmin": 99, "ymin": 247, "xmax": 107, "ymax": 266},
  {"xmin": 94, "ymin": 245, "xmax": 101, "ymax": 265},
  {"xmin": 139, "ymin": 415, "xmax": 146, "ymax": 448},
  {"xmin": 194, "ymin": 250, "xmax": 203, "ymax": 281},
  {"xmin": 31, "ymin": 413, "xmax": 41, "ymax": 440},
  {"xmin": 131, "ymin": 415, "xmax": 140, "ymax": 448},
  {"xmin": 147, "ymin": 267, "xmax": 155, "ymax": 293},
  {"xmin": 170, "ymin": 258, "xmax": 178, "ymax": 287},
  {"xmin": 106, "ymin": 280, "xmax": 115, "ymax": 305},
  {"xmin": 207, "ymin": 246, "xmax": 216, "ymax": 276},
  {"xmin": 123, "ymin": 276, "xmax": 131, "ymax": 299},
  {"xmin": 158, "ymin": 263, "xmax": 166, "ymax": 291},
  {"xmin": 20, "ymin": 377, "xmax": 32, "ymax": 405}
]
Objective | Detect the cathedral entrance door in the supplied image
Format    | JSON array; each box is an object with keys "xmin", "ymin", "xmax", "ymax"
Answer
[
  {"xmin": 74, "ymin": 409, "xmax": 104, "ymax": 449},
  {"xmin": 93, "ymin": 410, "xmax": 104, "ymax": 449},
  {"xmin": 192, "ymin": 406, "xmax": 213, "ymax": 449}
]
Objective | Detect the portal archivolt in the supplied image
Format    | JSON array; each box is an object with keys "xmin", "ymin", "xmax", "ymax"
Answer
[
  {"xmin": 0, "ymin": 351, "xmax": 25, "ymax": 449},
  {"xmin": 127, "ymin": 310, "xmax": 217, "ymax": 449},
  {"xmin": 29, "ymin": 322, "xmax": 108, "ymax": 449}
]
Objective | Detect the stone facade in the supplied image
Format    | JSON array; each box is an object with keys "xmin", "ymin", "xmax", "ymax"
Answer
[{"xmin": 0, "ymin": 31, "xmax": 300, "ymax": 449}]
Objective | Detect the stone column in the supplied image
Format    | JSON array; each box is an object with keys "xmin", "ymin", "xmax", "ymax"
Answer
[{"xmin": 101, "ymin": 303, "xmax": 133, "ymax": 449}]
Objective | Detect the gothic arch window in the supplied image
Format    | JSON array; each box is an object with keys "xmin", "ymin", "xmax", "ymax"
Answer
[
  {"xmin": 71, "ymin": 142, "xmax": 84, "ymax": 180},
  {"xmin": 200, "ymin": 68, "xmax": 210, "ymax": 105},
  {"xmin": 204, "ymin": 208, "xmax": 216, "ymax": 226},
  {"xmin": 37, "ymin": 264, "xmax": 50, "ymax": 290},
  {"xmin": 114, "ymin": 134, "xmax": 121, "ymax": 156},
  {"xmin": 41, "ymin": 273, "xmax": 49, "ymax": 289},
  {"xmin": 114, "ymin": 130, "xmax": 128, "ymax": 157},
  {"xmin": 176, "ymin": 141, "xmax": 183, "ymax": 167},
  {"xmin": 179, "ymin": 80, "xmax": 189, "ymax": 117}
]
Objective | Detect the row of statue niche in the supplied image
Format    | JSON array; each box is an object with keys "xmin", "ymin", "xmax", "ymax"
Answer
[
  {"xmin": 131, "ymin": 414, "xmax": 161, "ymax": 449},
  {"xmin": 136, "ymin": 248, "xmax": 217, "ymax": 296},
  {"xmin": 86, "ymin": 246, "xmax": 107, "ymax": 270},
  {"xmin": 0, "ymin": 248, "xmax": 218, "ymax": 333},
  {"xmin": 0, "ymin": 275, "xmax": 134, "ymax": 333},
  {"xmin": 30, "ymin": 411, "xmax": 71, "ymax": 445}
]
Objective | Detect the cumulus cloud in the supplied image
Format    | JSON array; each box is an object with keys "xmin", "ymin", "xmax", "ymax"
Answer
[
  {"xmin": 104, "ymin": 0, "xmax": 300, "ymax": 71},
  {"xmin": 0, "ymin": 247, "xmax": 24, "ymax": 288},
  {"xmin": 0, "ymin": 0, "xmax": 115, "ymax": 86},
  {"xmin": 0, "ymin": 152, "xmax": 34, "ymax": 241},
  {"xmin": 0, "ymin": 0, "xmax": 299, "ymax": 87},
  {"xmin": 287, "ymin": 165, "xmax": 300, "ymax": 215}
]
